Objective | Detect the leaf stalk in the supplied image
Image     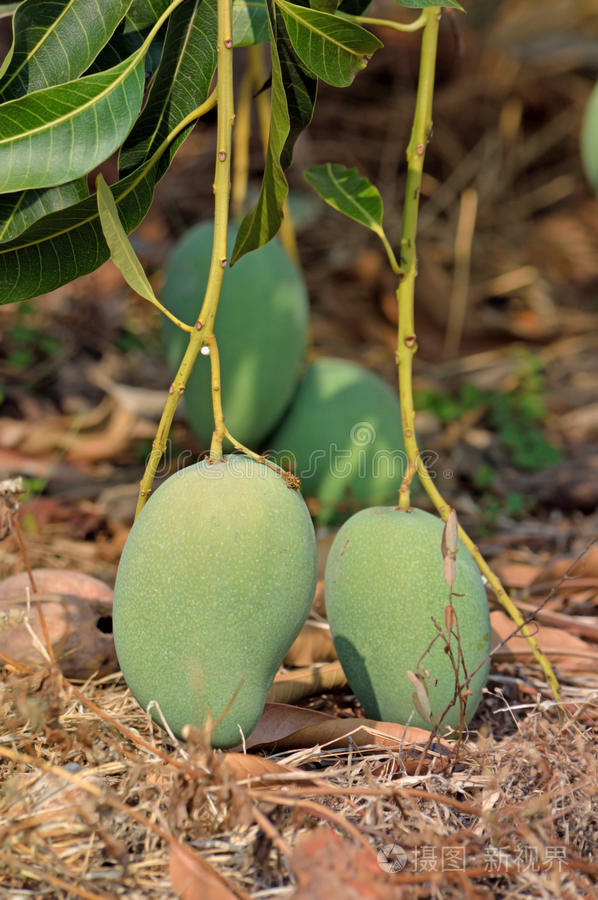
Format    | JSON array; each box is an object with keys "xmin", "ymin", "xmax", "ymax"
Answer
[{"xmin": 337, "ymin": 10, "xmax": 426, "ymax": 35}]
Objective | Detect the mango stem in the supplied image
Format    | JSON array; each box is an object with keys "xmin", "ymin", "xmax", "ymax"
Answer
[{"xmin": 394, "ymin": 8, "xmax": 561, "ymax": 703}]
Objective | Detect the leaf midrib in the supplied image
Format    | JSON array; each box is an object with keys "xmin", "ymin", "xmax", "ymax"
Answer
[
  {"xmin": 275, "ymin": 0, "xmax": 368, "ymax": 58},
  {"xmin": 0, "ymin": 0, "xmax": 182, "ymax": 147},
  {"xmin": 323, "ymin": 163, "xmax": 379, "ymax": 227},
  {"xmin": 134, "ymin": 0, "xmax": 201, "ymax": 164},
  {"xmin": 0, "ymin": 0, "xmax": 80, "ymax": 93}
]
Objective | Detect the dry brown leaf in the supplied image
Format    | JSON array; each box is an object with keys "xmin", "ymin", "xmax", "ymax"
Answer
[
  {"xmin": 492, "ymin": 560, "xmax": 539, "ymax": 589},
  {"xmin": 290, "ymin": 826, "xmax": 402, "ymax": 899},
  {"xmin": 169, "ymin": 837, "xmax": 244, "ymax": 900},
  {"xmin": 491, "ymin": 610, "xmax": 598, "ymax": 673},
  {"xmin": 0, "ymin": 569, "xmax": 115, "ymax": 677},
  {"xmin": 244, "ymin": 703, "xmax": 451, "ymax": 772},
  {"xmin": 267, "ymin": 661, "xmax": 346, "ymax": 704},
  {"xmin": 284, "ymin": 621, "xmax": 337, "ymax": 667},
  {"xmin": 0, "ymin": 569, "xmax": 113, "ymax": 603},
  {"xmin": 509, "ymin": 599, "xmax": 598, "ymax": 641},
  {"xmin": 223, "ymin": 752, "xmax": 308, "ymax": 784},
  {"xmin": 533, "ymin": 546, "xmax": 598, "ymax": 586}
]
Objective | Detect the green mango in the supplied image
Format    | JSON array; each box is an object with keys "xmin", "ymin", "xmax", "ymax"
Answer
[
  {"xmin": 581, "ymin": 81, "xmax": 598, "ymax": 194},
  {"xmin": 268, "ymin": 357, "xmax": 409, "ymax": 524},
  {"xmin": 161, "ymin": 222, "xmax": 309, "ymax": 447},
  {"xmin": 325, "ymin": 507, "xmax": 490, "ymax": 731},
  {"xmin": 113, "ymin": 455, "xmax": 317, "ymax": 747}
]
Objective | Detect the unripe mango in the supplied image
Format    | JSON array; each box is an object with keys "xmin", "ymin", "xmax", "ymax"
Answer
[
  {"xmin": 325, "ymin": 507, "xmax": 490, "ymax": 731},
  {"xmin": 268, "ymin": 358, "xmax": 408, "ymax": 524},
  {"xmin": 581, "ymin": 81, "xmax": 598, "ymax": 194},
  {"xmin": 113, "ymin": 455, "xmax": 317, "ymax": 747},
  {"xmin": 161, "ymin": 223, "xmax": 309, "ymax": 447}
]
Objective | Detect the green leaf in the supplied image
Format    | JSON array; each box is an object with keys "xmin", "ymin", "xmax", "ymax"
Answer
[
  {"xmin": 0, "ymin": 150, "xmax": 158, "ymax": 303},
  {"xmin": 0, "ymin": 55, "xmax": 145, "ymax": 194},
  {"xmin": 0, "ymin": 3, "xmax": 20, "ymax": 16},
  {"xmin": 0, "ymin": 0, "xmax": 182, "ymax": 195},
  {"xmin": 304, "ymin": 163, "xmax": 383, "ymax": 230},
  {"xmin": 88, "ymin": 0, "xmax": 171, "ymax": 72},
  {"xmin": 0, "ymin": 0, "xmax": 133, "ymax": 102},
  {"xmin": 275, "ymin": 0, "xmax": 381, "ymax": 87},
  {"xmin": 0, "ymin": 0, "xmax": 216, "ymax": 302},
  {"xmin": 96, "ymin": 172, "xmax": 156, "ymax": 303},
  {"xmin": 0, "ymin": 178, "xmax": 88, "ymax": 242},
  {"xmin": 232, "ymin": 0, "xmax": 269, "ymax": 46},
  {"xmin": 309, "ymin": 0, "xmax": 339, "ymax": 12},
  {"xmin": 119, "ymin": 0, "xmax": 217, "ymax": 180},
  {"xmin": 231, "ymin": 0, "xmax": 317, "ymax": 263},
  {"xmin": 396, "ymin": 0, "xmax": 463, "ymax": 8}
]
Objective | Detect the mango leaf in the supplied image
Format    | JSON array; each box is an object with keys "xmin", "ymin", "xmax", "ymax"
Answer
[
  {"xmin": 96, "ymin": 173, "xmax": 157, "ymax": 303},
  {"xmin": 0, "ymin": 0, "xmax": 216, "ymax": 302},
  {"xmin": 0, "ymin": 0, "xmax": 133, "ymax": 241},
  {"xmin": 0, "ymin": 60, "xmax": 145, "ymax": 195},
  {"xmin": 88, "ymin": 0, "xmax": 171, "ymax": 72},
  {"xmin": 231, "ymin": 0, "xmax": 317, "ymax": 263},
  {"xmin": 309, "ymin": 0, "xmax": 339, "ymax": 12},
  {"xmin": 275, "ymin": 0, "xmax": 381, "ymax": 87},
  {"xmin": 304, "ymin": 162, "xmax": 384, "ymax": 229},
  {"xmin": 0, "ymin": 0, "xmax": 182, "ymax": 196},
  {"xmin": 119, "ymin": 0, "xmax": 217, "ymax": 180},
  {"xmin": 232, "ymin": 0, "xmax": 269, "ymax": 46},
  {"xmin": 0, "ymin": 178, "xmax": 88, "ymax": 242},
  {"xmin": 396, "ymin": 0, "xmax": 463, "ymax": 8},
  {"xmin": 0, "ymin": 157, "xmax": 154, "ymax": 303},
  {"xmin": 0, "ymin": 0, "xmax": 133, "ymax": 102}
]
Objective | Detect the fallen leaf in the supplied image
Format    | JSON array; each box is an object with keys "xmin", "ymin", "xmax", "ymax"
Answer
[
  {"xmin": 0, "ymin": 569, "xmax": 115, "ymax": 677},
  {"xmin": 492, "ymin": 560, "xmax": 539, "ymax": 590},
  {"xmin": 243, "ymin": 703, "xmax": 451, "ymax": 772},
  {"xmin": 268, "ymin": 661, "xmax": 346, "ymax": 704},
  {"xmin": 284, "ymin": 621, "xmax": 336, "ymax": 666},
  {"xmin": 532, "ymin": 546, "xmax": 598, "ymax": 587},
  {"xmin": 290, "ymin": 827, "xmax": 402, "ymax": 899},
  {"xmin": 0, "ymin": 569, "xmax": 113, "ymax": 603},
  {"xmin": 491, "ymin": 610, "xmax": 598, "ymax": 673},
  {"xmin": 223, "ymin": 752, "xmax": 310, "ymax": 785},
  {"xmin": 169, "ymin": 837, "xmax": 244, "ymax": 900},
  {"xmin": 507, "ymin": 599, "xmax": 598, "ymax": 641}
]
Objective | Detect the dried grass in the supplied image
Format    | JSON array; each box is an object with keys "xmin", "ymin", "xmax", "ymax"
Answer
[
  {"xmin": 1, "ymin": 1, "xmax": 598, "ymax": 897},
  {"xmin": 0, "ymin": 656, "xmax": 596, "ymax": 898}
]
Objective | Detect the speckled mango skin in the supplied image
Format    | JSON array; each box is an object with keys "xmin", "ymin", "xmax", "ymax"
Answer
[
  {"xmin": 268, "ymin": 358, "xmax": 408, "ymax": 525},
  {"xmin": 113, "ymin": 455, "xmax": 317, "ymax": 747},
  {"xmin": 325, "ymin": 507, "xmax": 490, "ymax": 731},
  {"xmin": 161, "ymin": 222, "xmax": 309, "ymax": 447}
]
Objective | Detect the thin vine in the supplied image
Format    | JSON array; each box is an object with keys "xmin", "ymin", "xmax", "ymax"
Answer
[{"xmin": 394, "ymin": 7, "xmax": 561, "ymax": 703}]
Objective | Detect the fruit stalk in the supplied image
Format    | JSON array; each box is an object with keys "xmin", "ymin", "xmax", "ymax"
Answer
[
  {"xmin": 394, "ymin": 8, "xmax": 561, "ymax": 702},
  {"xmin": 135, "ymin": 0, "xmax": 235, "ymax": 516}
]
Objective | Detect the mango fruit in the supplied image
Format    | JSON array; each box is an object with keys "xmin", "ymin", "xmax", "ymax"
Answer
[
  {"xmin": 325, "ymin": 507, "xmax": 490, "ymax": 731},
  {"xmin": 268, "ymin": 357, "xmax": 408, "ymax": 524},
  {"xmin": 113, "ymin": 455, "xmax": 317, "ymax": 747},
  {"xmin": 161, "ymin": 222, "xmax": 309, "ymax": 447},
  {"xmin": 581, "ymin": 81, "xmax": 598, "ymax": 194}
]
